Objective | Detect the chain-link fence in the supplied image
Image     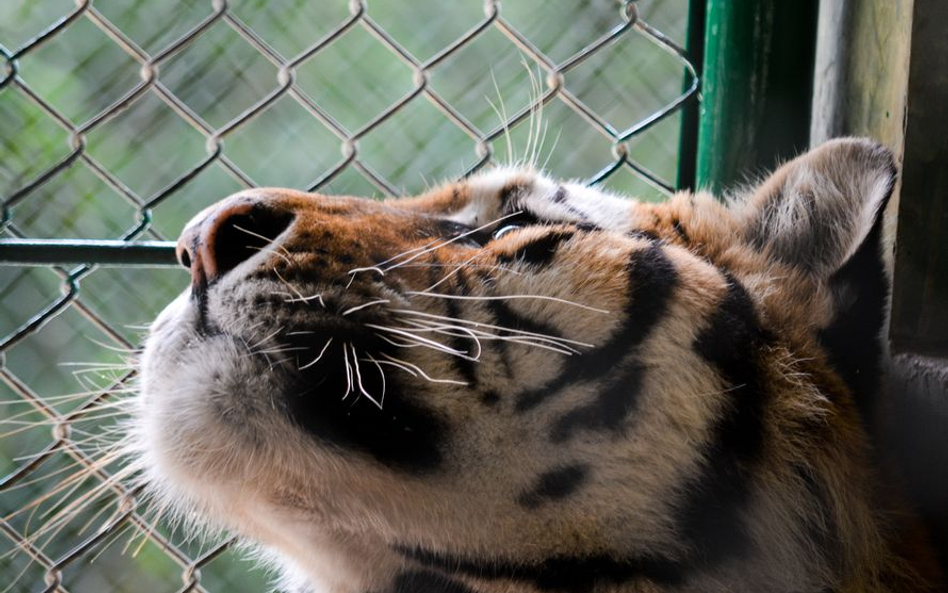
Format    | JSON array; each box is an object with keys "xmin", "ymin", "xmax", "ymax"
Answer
[{"xmin": 0, "ymin": 1, "xmax": 697, "ymax": 590}]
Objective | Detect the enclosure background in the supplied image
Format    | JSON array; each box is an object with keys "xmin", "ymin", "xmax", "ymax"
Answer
[{"xmin": 0, "ymin": 1, "xmax": 690, "ymax": 591}]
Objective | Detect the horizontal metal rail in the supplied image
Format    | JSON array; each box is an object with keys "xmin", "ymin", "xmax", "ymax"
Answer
[{"xmin": 0, "ymin": 239, "xmax": 178, "ymax": 267}]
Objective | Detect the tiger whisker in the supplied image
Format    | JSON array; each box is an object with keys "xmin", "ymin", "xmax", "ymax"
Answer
[
  {"xmin": 378, "ymin": 354, "xmax": 468, "ymax": 386},
  {"xmin": 0, "ymin": 385, "xmax": 135, "ymax": 406},
  {"xmin": 405, "ymin": 291, "xmax": 610, "ymax": 314},
  {"xmin": 245, "ymin": 243, "xmax": 293, "ymax": 267},
  {"xmin": 57, "ymin": 362, "xmax": 134, "ymax": 368},
  {"xmin": 232, "ymin": 224, "xmax": 293, "ymax": 259},
  {"xmin": 349, "ymin": 344, "xmax": 382, "ymax": 409},
  {"xmin": 349, "ymin": 211, "xmax": 519, "ymax": 283},
  {"xmin": 3, "ymin": 454, "xmax": 90, "ymax": 492},
  {"xmin": 347, "ymin": 265, "xmax": 387, "ymax": 278},
  {"xmin": 1, "ymin": 396, "xmax": 130, "ymax": 427},
  {"xmin": 299, "ymin": 338, "xmax": 333, "ymax": 370},
  {"xmin": 396, "ymin": 314, "xmax": 569, "ymax": 345},
  {"xmin": 399, "ymin": 318, "xmax": 576, "ymax": 355},
  {"xmin": 421, "ymin": 252, "xmax": 485, "ymax": 294},
  {"xmin": 539, "ymin": 128, "xmax": 563, "ymax": 173},
  {"xmin": 248, "ymin": 325, "xmax": 285, "ymax": 351},
  {"xmin": 394, "ymin": 262, "xmax": 523, "ymax": 276},
  {"xmin": 391, "ymin": 309, "xmax": 594, "ymax": 348},
  {"xmin": 84, "ymin": 335, "xmax": 141, "ymax": 355},
  {"xmin": 253, "ymin": 346, "xmax": 311, "ymax": 356},
  {"xmin": 342, "ymin": 342, "xmax": 354, "ymax": 400},
  {"xmin": 376, "ymin": 334, "xmax": 425, "ymax": 349},
  {"xmin": 381, "ymin": 212, "xmax": 522, "ymax": 274},
  {"xmin": 487, "ymin": 68, "xmax": 515, "ymax": 166},
  {"xmin": 74, "ymin": 490, "xmax": 131, "ymax": 540},
  {"xmin": 398, "ymin": 319, "xmax": 575, "ymax": 356},
  {"xmin": 266, "ymin": 355, "xmax": 297, "ymax": 371},
  {"xmin": 89, "ymin": 519, "xmax": 137, "ymax": 564},
  {"xmin": 27, "ymin": 468, "xmax": 138, "ymax": 550},
  {"xmin": 364, "ymin": 352, "xmax": 387, "ymax": 405},
  {"xmin": 273, "ymin": 268, "xmax": 326, "ymax": 309},
  {"xmin": 277, "ymin": 291, "xmax": 326, "ymax": 307},
  {"xmin": 8, "ymin": 457, "xmax": 133, "ymax": 538},
  {"xmin": 524, "ymin": 61, "xmax": 541, "ymax": 169},
  {"xmin": 4, "ymin": 445, "xmax": 131, "ymax": 518},
  {"xmin": 341, "ymin": 299, "xmax": 390, "ymax": 316},
  {"xmin": 347, "ymin": 209, "xmax": 522, "ymax": 282},
  {"xmin": 0, "ymin": 556, "xmax": 37, "ymax": 593},
  {"xmin": 125, "ymin": 494, "xmax": 171, "ymax": 557},
  {"xmin": 365, "ymin": 324, "xmax": 477, "ymax": 360},
  {"xmin": 388, "ymin": 321, "xmax": 483, "ymax": 360},
  {"xmin": 0, "ymin": 411, "xmax": 133, "ymax": 440}
]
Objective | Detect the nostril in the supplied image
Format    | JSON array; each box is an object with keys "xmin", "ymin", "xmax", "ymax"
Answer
[
  {"xmin": 178, "ymin": 248, "xmax": 192, "ymax": 269},
  {"xmin": 177, "ymin": 199, "xmax": 297, "ymax": 288},
  {"xmin": 210, "ymin": 208, "xmax": 295, "ymax": 278}
]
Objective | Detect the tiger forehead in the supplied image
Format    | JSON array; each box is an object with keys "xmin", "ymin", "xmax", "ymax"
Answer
[{"xmin": 388, "ymin": 168, "xmax": 558, "ymax": 218}]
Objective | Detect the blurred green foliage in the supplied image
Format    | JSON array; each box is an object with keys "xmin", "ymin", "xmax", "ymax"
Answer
[{"xmin": 0, "ymin": 0, "xmax": 688, "ymax": 591}]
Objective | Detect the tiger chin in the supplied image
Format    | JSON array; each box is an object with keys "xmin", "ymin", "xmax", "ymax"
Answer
[{"xmin": 133, "ymin": 138, "xmax": 943, "ymax": 592}]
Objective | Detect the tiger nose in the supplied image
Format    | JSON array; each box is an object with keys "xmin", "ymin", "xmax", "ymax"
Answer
[{"xmin": 176, "ymin": 197, "xmax": 295, "ymax": 287}]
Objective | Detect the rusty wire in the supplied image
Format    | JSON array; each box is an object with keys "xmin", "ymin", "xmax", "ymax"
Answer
[{"xmin": 0, "ymin": 1, "xmax": 698, "ymax": 590}]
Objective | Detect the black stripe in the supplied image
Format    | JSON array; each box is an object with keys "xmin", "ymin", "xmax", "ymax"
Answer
[
  {"xmin": 384, "ymin": 570, "xmax": 476, "ymax": 593},
  {"xmin": 574, "ymin": 222, "xmax": 602, "ymax": 233},
  {"xmin": 397, "ymin": 546, "xmax": 684, "ymax": 591},
  {"xmin": 676, "ymin": 275, "xmax": 769, "ymax": 567},
  {"xmin": 793, "ymin": 463, "xmax": 841, "ymax": 573},
  {"xmin": 628, "ymin": 229, "xmax": 660, "ymax": 242},
  {"xmin": 500, "ymin": 180, "xmax": 531, "ymax": 208},
  {"xmin": 548, "ymin": 184, "xmax": 595, "ymax": 220},
  {"xmin": 816, "ymin": 217, "xmax": 887, "ymax": 425},
  {"xmin": 485, "ymin": 299, "xmax": 565, "ymax": 349},
  {"xmin": 692, "ymin": 276, "xmax": 769, "ymax": 462},
  {"xmin": 497, "ymin": 230, "xmax": 574, "ymax": 267},
  {"xmin": 439, "ymin": 269, "xmax": 479, "ymax": 386},
  {"xmin": 671, "ymin": 218, "xmax": 689, "ymax": 242},
  {"xmin": 516, "ymin": 242, "xmax": 677, "ymax": 413},
  {"xmin": 550, "ymin": 360, "xmax": 648, "ymax": 442},
  {"xmin": 517, "ymin": 464, "xmax": 590, "ymax": 508},
  {"xmin": 285, "ymin": 331, "xmax": 446, "ymax": 474},
  {"xmin": 427, "ymin": 219, "xmax": 488, "ymax": 247},
  {"xmin": 470, "ymin": 271, "xmax": 515, "ymax": 379},
  {"xmin": 480, "ymin": 390, "xmax": 500, "ymax": 407},
  {"xmin": 551, "ymin": 185, "xmax": 567, "ymax": 203}
]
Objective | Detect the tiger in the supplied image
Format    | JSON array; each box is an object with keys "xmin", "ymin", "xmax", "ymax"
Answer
[{"xmin": 135, "ymin": 137, "xmax": 944, "ymax": 592}]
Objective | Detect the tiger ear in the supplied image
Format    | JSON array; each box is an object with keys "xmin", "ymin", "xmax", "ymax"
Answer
[
  {"xmin": 739, "ymin": 139, "xmax": 898, "ymax": 412},
  {"xmin": 738, "ymin": 137, "xmax": 897, "ymax": 280}
]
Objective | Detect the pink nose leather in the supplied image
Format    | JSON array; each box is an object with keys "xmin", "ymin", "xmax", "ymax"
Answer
[
  {"xmin": 176, "ymin": 198, "xmax": 294, "ymax": 288},
  {"xmin": 177, "ymin": 201, "xmax": 256, "ymax": 286}
]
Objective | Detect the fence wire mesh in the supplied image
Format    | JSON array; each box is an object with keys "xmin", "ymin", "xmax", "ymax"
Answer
[{"xmin": 0, "ymin": 1, "xmax": 697, "ymax": 590}]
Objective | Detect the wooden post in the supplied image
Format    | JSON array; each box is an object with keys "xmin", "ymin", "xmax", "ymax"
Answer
[{"xmin": 890, "ymin": 0, "xmax": 948, "ymax": 355}]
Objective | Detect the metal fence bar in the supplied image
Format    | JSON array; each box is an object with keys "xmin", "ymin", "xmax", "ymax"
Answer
[{"xmin": 0, "ymin": 240, "xmax": 177, "ymax": 267}]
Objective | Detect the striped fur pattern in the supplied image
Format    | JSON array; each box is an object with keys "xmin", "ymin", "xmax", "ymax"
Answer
[{"xmin": 137, "ymin": 138, "xmax": 941, "ymax": 592}]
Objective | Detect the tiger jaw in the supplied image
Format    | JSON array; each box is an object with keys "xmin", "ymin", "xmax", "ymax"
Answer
[{"xmin": 137, "ymin": 141, "xmax": 940, "ymax": 592}]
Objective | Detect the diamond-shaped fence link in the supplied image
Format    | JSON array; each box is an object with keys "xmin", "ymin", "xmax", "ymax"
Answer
[{"xmin": 0, "ymin": 1, "xmax": 697, "ymax": 591}]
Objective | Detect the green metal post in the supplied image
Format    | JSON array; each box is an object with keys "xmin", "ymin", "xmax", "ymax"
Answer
[
  {"xmin": 695, "ymin": 0, "xmax": 819, "ymax": 193},
  {"xmin": 675, "ymin": 0, "xmax": 706, "ymax": 191}
]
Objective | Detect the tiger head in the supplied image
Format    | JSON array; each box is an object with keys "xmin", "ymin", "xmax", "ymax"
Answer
[{"xmin": 136, "ymin": 138, "xmax": 937, "ymax": 592}]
